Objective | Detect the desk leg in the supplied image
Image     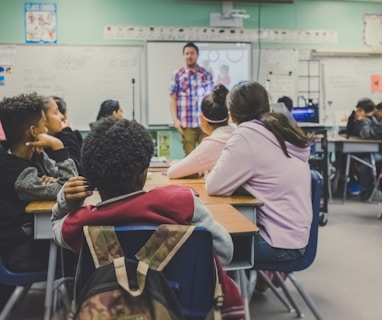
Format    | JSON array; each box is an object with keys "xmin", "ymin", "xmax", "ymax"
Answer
[
  {"xmin": 343, "ymin": 154, "xmax": 351, "ymax": 203},
  {"xmin": 44, "ymin": 240, "xmax": 57, "ymax": 320}
]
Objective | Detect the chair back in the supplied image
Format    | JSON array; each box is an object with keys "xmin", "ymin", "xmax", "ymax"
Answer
[
  {"xmin": 253, "ymin": 169, "xmax": 323, "ymax": 272},
  {"xmin": 0, "ymin": 255, "xmax": 47, "ymax": 286},
  {"xmin": 76, "ymin": 225, "xmax": 216, "ymax": 319}
]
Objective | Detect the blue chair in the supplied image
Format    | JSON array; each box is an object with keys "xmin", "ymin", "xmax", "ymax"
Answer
[
  {"xmin": 252, "ymin": 169, "xmax": 323, "ymax": 320},
  {"xmin": 76, "ymin": 226, "xmax": 217, "ymax": 320},
  {"xmin": 0, "ymin": 255, "xmax": 47, "ymax": 320}
]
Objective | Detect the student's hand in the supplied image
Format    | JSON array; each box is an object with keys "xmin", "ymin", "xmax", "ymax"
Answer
[
  {"xmin": 63, "ymin": 176, "xmax": 93, "ymax": 207},
  {"xmin": 26, "ymin": 133, "xmax": 64, "ymax": 152},
  {"xmin": 40, "ymin": 175, "xmax": 58, "ymax": 185}
]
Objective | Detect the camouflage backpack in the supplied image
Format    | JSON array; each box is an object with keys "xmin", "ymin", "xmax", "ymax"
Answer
[{"xmin": 70, "ymin": 224, "xmax": 223, "ymax": 320}]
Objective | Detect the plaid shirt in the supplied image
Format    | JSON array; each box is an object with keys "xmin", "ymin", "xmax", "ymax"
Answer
[{"xmin": 169, "ymin": 65, "xmax": 214, "ymax": 128}]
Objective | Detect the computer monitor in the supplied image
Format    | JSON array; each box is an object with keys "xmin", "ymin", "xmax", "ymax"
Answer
[{"xmin": 291, "ymin": 106, "xmax": 319, "ymax": 123}]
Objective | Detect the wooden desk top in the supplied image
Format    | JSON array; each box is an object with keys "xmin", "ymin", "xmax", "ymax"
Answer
[
  {"xmin": 25, "ymin": 201, "xmax": 55, "ymax": 213},
  {"xmin": 207, "ymin": 204, "xmax": 258, "ymax": 234},
  {"xmin": 145, "ymin": 172, "xmax": 263, "ymax": 207}
]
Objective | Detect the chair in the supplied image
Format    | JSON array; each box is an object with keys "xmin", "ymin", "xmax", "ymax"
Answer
[
  {"xmin": 76, "ymin": 226, "xmax": 217, "ymax": 320},
  {"xmin": 0, "ymin": 255, "xmax": 47, "ymax": 320},
  {"xmin": 251, "ymin": 169, "xmax": 324, "ymax": 320}
]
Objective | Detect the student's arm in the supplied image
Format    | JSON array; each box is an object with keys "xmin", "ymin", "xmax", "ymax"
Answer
[
  {"xmin": 191, "ymin": 195, "xmax": 233, "ymax": 266},
  {"xmin": 360, "ymin": 118, "xmax": 375, "ymax": 139},
  {"xmin": 167, "ymin": 140, "xmax": 210, "ymax": 179},
  {"xmin": 15, "ymin": 150, "xmax": 78, "ymax": 201},
  {"xmin": 205, "ymin": 131, "xmax": 253, "ymax": 196},
  {"xmin": 51, "ymin": 176, "xmax": 92, "ymax": 250},
  {"xmin": 170, "ymin": 94, "xmax": 183, "ymax": 134}
]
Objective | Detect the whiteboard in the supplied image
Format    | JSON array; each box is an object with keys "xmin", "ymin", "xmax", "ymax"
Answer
[
  {"xmin": 0, "ymin": 45, "xmax": 142, "ymax": 131},
  {"xmin": 321, "ymin": 56, "xmax": 382, "ymax": 125},
  {"xmin": 146, "ymin": 41, "xmax": 251, "ymax": 126},
  {"xmin": 253, "ymin": 48, "xmax": 299, "ymax": 104}
]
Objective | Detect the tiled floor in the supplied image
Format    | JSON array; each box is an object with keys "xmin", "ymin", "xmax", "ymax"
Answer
[{"xmin": 6, "ymin": 198, "xmax": 382, "ymax": 319}]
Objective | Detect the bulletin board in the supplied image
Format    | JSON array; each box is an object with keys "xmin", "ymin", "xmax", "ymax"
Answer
[{"xmin": 0, "ymin": 45, "xmax": 142, "ymax": 131}]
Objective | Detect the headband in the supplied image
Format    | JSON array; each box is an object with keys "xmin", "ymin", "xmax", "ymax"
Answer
[{"xmin": 201, "ymin": 112, "xmax": 228, "ymax": 124}]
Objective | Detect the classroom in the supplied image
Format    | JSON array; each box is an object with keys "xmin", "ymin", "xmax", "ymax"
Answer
[{"xmin": 1, "ymin": 0, "xmax": 382, "ymax": 319}]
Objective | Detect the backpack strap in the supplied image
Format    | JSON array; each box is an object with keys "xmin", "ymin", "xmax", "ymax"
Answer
[
  {"xmin": 114, "ymin": 256, "xmax": 149, "ymax": 297},
  {"xmin": 83, "ymin": 225, "xmax": 124, "ymax": 268},
  {"xmin": 135, "ymin": 224, "xmax": 195, "ymax": 271}
]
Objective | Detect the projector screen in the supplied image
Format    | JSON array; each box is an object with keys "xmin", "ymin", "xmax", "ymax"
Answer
[{"xmin": 146, "ymin": 41, "xmax": 251, "ymax": 126}]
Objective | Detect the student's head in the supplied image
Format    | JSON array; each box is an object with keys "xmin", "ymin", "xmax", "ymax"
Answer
[
  {"xmin": 96, "ymin": 99, "xmax": 123, "ymax": 121},
  {"xmin": 51, "ymin": 96, "xmax": 67, "ymax": 120},
  {"xmin": 183, "ymin": 42, "xmax": 199, "ymax": 69},
  {"xmin": 356, "ymin": 98, "xmax": 375, "ymax": 114},
  {"xmin": 200, "ymin": 84, "xmax": 229, "ymax": 134},
  {"xmin": 227, "ymin": 81, "xmax": 270, "ymax": 124},
  {"xmin": 0, "ymin": 92, "xmax": 47, "ymax": 145},
  {"xmin": 82, "ymin": 118, "xmax": 154, "ymax": 199},
  {"xmin": 43, "ymin": 97, "xmax": 64, "ymax": 136},
  {"xmin": 375, "ymin": 102, "xmax": 382, "ymax": 121},
  {"xmin": 277, "ymin": 96, "xmax": 293, "ymax": 112}
]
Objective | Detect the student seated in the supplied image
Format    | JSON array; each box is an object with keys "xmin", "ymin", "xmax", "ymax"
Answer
[
  {"xmin": 89, "ymin": 99, "xmax": 124, "ymax": 129},
  {"xmin": 167, "ymin": 84, "xmax": 234, "ymax": 179},
  {"xmin": 277, "ymin": 96, "xmax": 293, "ymax": 112},
  {"xmin": 341, "ymin": 98, "xmax": 376, "ymax": 199},
  {"xmin": 344, "ymin": 97, "xmax": 375, "ymax": 137},
  {"xmin": 0, "ymin": 92, "xmax": 78, "ymax": 307},
  {"xmin": 44, "ymin": 96, "xmax": 83, "ymax": 175},
  {"xmin": 52, "ymin": 95, "xmax": 83, "ymax": 146},
  {"xmin": 205, "ymin": 81, "xmax": 312, "ymax": 291},
  {"xmin": 355, "ymin": 102, "xmax": 382, "ymax": 200},
  {"xmin": 51, "ymin": 117, "xmax": 244, "ymax": 318}
]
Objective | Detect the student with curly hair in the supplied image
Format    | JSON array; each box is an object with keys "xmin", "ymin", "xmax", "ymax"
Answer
[
  {"xmin": 167, "ymin": 84, "xmax": 234, "ymax": 179},
  {"xmin": 206, "ymin": 81, "xmax": 312, "ymax": 292},
  {"xmin": 0, "ymin": 92, "xmax": 78, "ymax": 307},
  {"xmin": 51, "ymin": 117, "xmax": 244, "ymax": 319}
]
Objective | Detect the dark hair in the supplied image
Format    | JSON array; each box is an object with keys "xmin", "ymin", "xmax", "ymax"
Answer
[
  {"xmin": 227, "ymin": 81, "xmax": 309, "ymax": 157},
  {"xmin": 82, "ymin": 118, "xmax": 154, "ymax": 196},
  {"xmin": 0, "ymin": 92, "xmax": 45, "ymax": 145},
  {"xmin": 376, "ymin": 102, "xmax": 382, "ymax": 111},
  {"xmin": 183, "ymin": 42, "xmax": 199, "ymax": 55},
  {"xmin": 277, "ymin": 96, "xmax": 293, "ymax": 112},
  {"xmin": 356, "ymin": 98, "xmax": 375, "ymax": 114},
  {"xmin": 96, "ymin": 99, "xmax": 120, "ymax": 121},
  {"xmin": 50, "ymin": 96, "xmax": 67, "ymax": 115},
  {"xmin": 201, "ymin": 84, "xmax": 229, "ymax": 127}
]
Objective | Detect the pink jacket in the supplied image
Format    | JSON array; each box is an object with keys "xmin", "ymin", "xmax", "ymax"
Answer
[
  {"xmin": 206, "ymin": 121, "xmax": 312, "ymax": 249},
  {"xmin": 167, "ymin": 125, "xmax": 234, "ymax": 179}
]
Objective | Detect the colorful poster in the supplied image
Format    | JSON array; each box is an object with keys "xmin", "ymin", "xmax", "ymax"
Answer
[
  {"xmin": 371, "ymin": 74, "xmax": 382, "ymax": 93},
  {"xmin": 25, "ymin": 3, "xmax": 57, "ymax": 44}
]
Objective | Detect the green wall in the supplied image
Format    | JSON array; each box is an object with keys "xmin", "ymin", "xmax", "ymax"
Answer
[{"xmin": 1, "ymin": 0, "xmax": 382, "ymax": 49}]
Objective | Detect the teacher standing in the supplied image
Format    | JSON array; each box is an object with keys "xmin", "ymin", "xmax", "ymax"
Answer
[{"xmin": 169, "ymin": 42, "xmax": 214, "ymax": 156}]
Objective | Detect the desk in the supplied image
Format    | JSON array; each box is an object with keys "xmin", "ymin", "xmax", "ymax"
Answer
[{"xmin": 316, "ymin": 135, "xmax": 381, "ymax": 202}]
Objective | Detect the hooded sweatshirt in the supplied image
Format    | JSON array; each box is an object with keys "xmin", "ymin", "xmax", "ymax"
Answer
[{"xmin": 206, "ymin": 120, "xmax": 312, "ymax": 249}]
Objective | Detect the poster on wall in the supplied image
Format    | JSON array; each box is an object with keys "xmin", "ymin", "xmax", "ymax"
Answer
[{"xmin": 25, "ymin": 3, "xmax": 57, "ymax": 44}]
